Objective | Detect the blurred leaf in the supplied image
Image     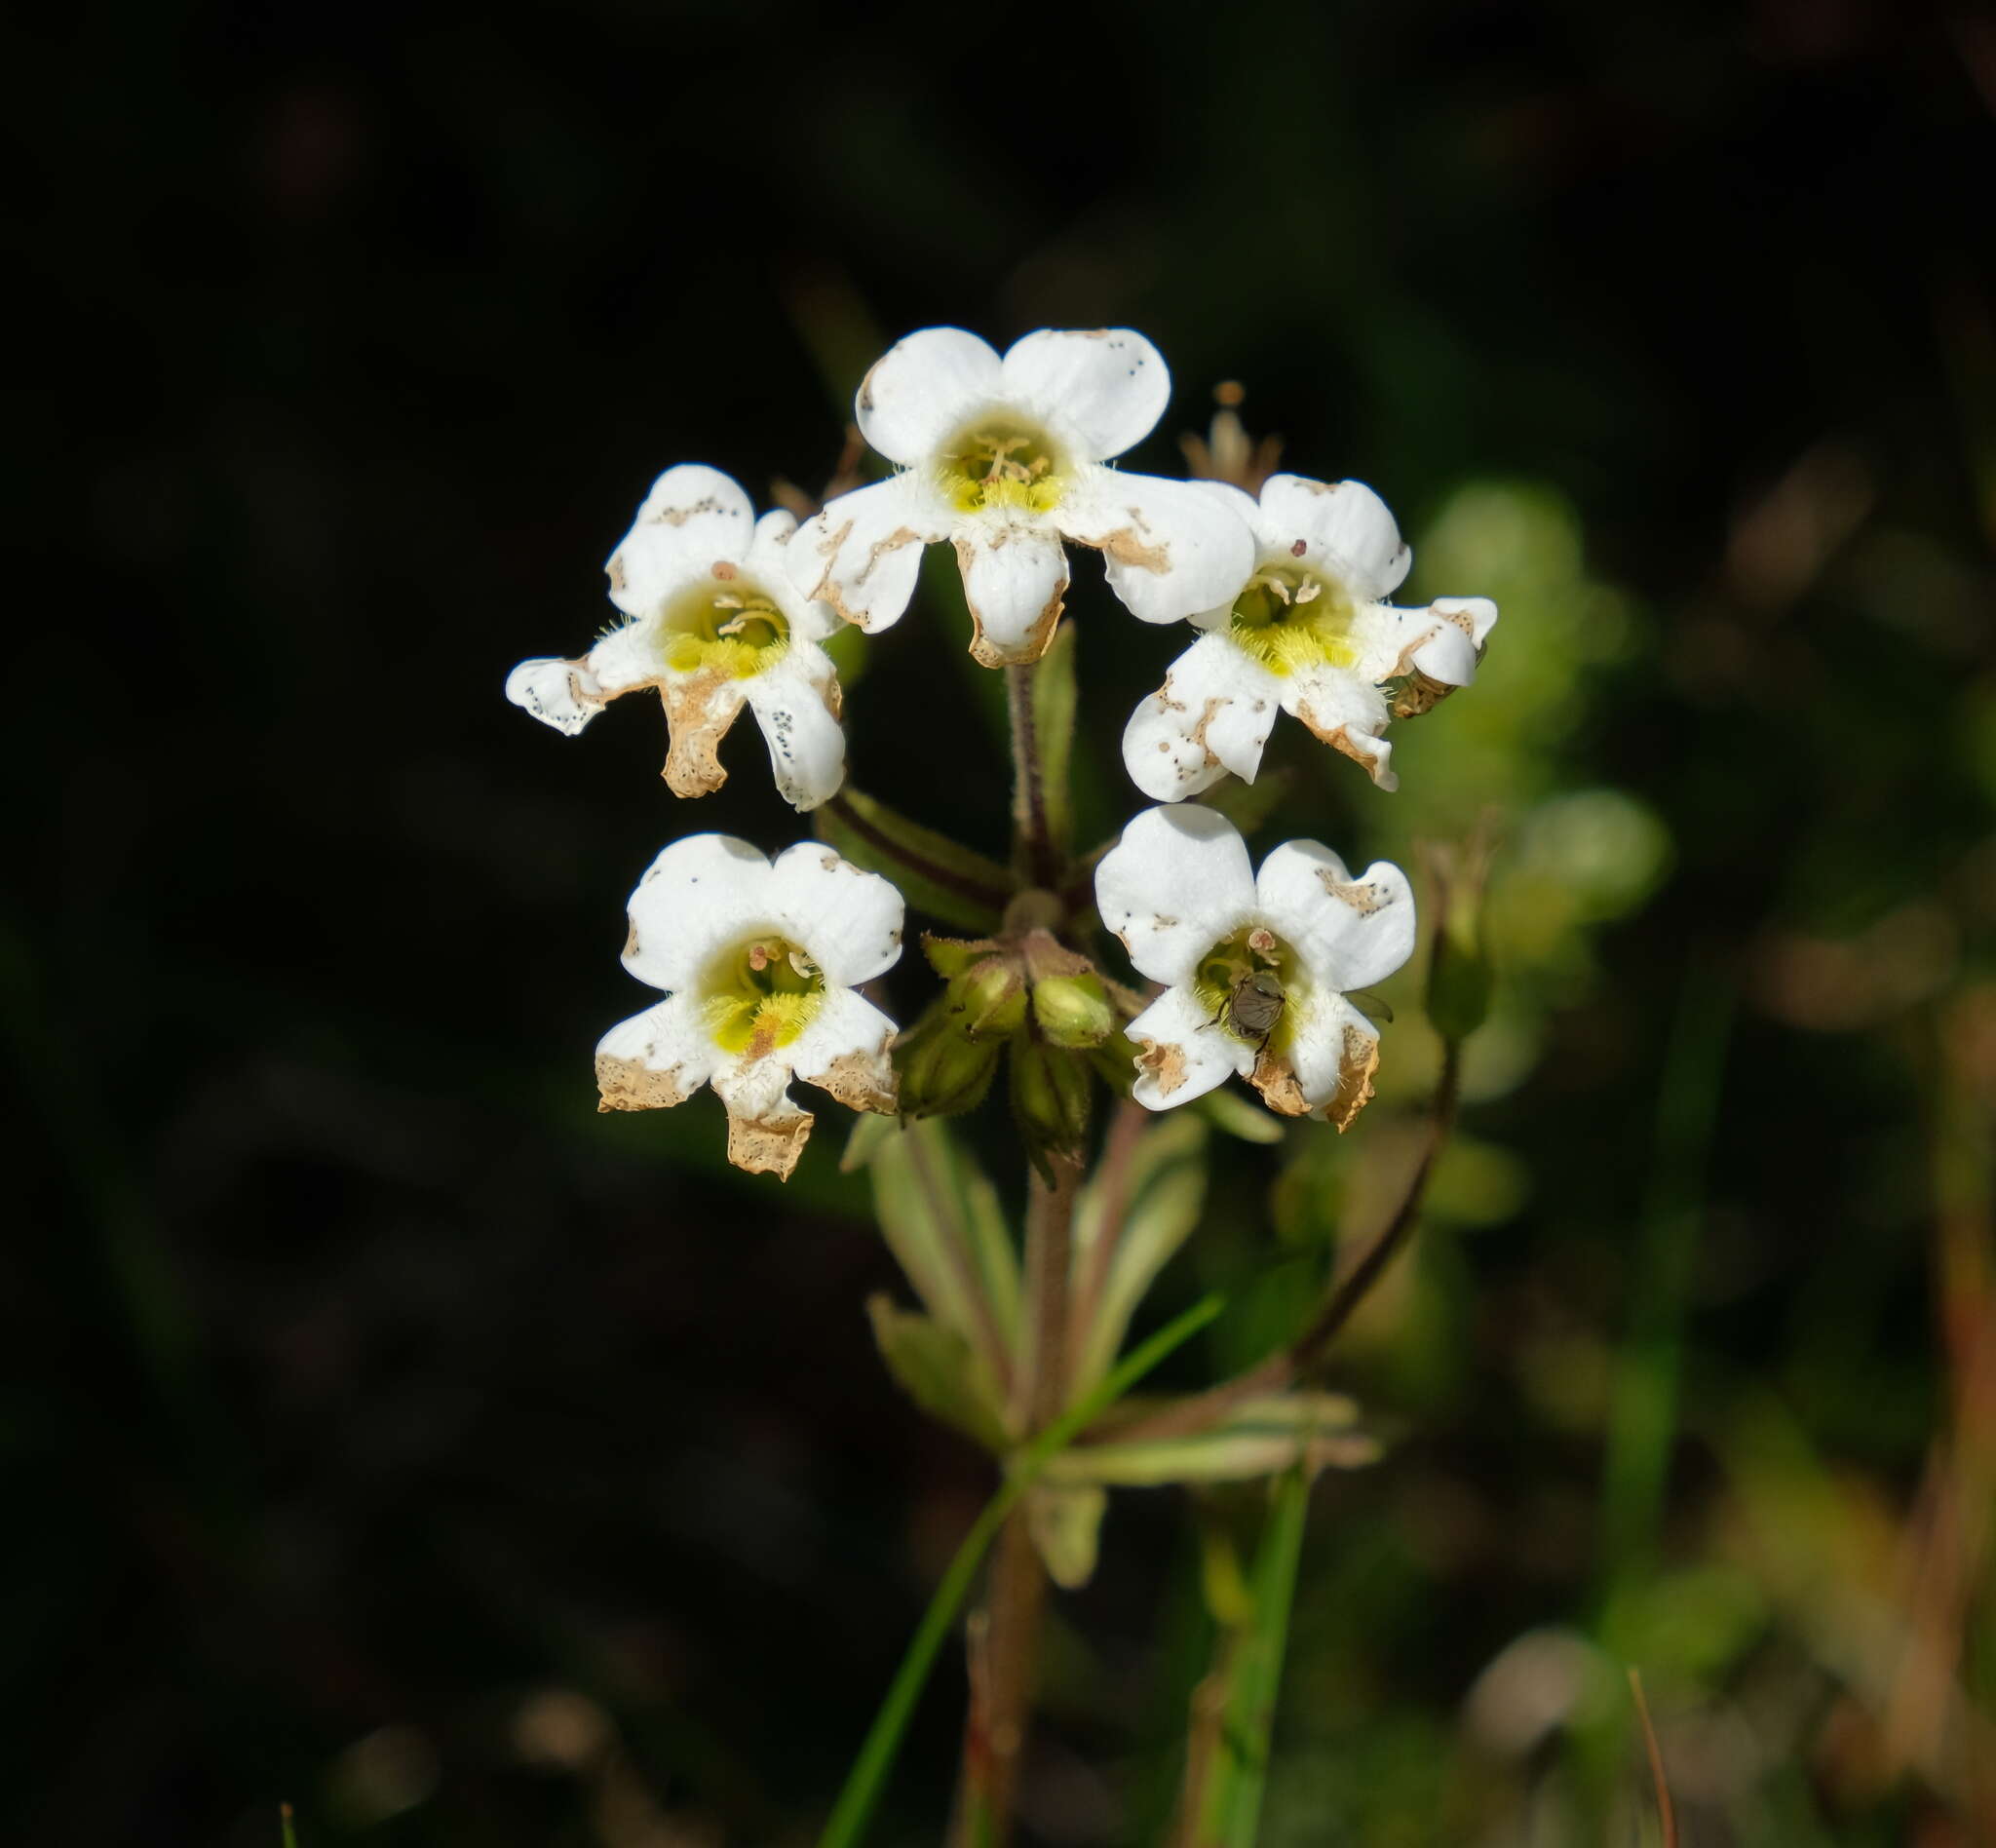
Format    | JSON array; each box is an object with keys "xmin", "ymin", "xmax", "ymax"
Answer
[
  {"xmin": 1196, "ymin": 768, "xmax": 1296, "ymax": 838},
  {"xmin": 865, "ymin": 1296, "xmax": 1010, "ymax": 1452},
  {"xmin": 1070, "ymin": 1113, "xmax": 1209, "ymax": 1395},
  {"xmin": 1195, "ymin": 1084, "xmax": 1286, "ymax": 1144},
  {"xmin": 1045, "ymin": 1394, "xmax": 1376, "ymax": 1488},
  {"xmin": 816, "ymin": 789, "xmax": 1016, "ymax": 933},
  {"xmin": 865, "ymin": 1119, "xmax": 1021, "ymax": 1367},
  {"xmin": 1027, "ymin": 1482, "xmax": 1107, "ymax": 1590}
]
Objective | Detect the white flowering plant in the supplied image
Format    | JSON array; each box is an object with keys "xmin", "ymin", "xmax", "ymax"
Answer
[{"xmin": 507, "ymin": 327, "xmax": 1498, "ymax": 1845}]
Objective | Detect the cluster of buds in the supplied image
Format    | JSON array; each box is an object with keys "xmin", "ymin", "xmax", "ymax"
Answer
[{"xmin": 900, "ymin": 892, "xmax": 1128, "ymax": 1173}]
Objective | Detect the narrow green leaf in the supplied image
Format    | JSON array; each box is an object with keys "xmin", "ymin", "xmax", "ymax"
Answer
[
  {"xmin": 815, "ymin": 1293, "xmax": 1225, "ymax": 1848},
  {"xmin": 817, "ymin": 789, "xmax": 1015, "ymax": 933},
  {"xmin": 1195, "ymin": 1085, "xmax": 1286, "ymax": 1144},
  {"xmin": 1071, "ymin": 1114, "xmax": 1209, "ymax": 1395},
  {"xmin": 1030, "ymin": 619, "xmax": 1078, "ymax": 858},
  {"xmin": 866, "ymin": 1296, "xmax": 1011, "ymax": 1451},
  {"xmin": 1044, "ymin": 1393, "xmax": 1377, "ymax": 1488},
  {"xmin": 1200, "ymin": 1467, "xmax": 1312, "ymax": 1848}
]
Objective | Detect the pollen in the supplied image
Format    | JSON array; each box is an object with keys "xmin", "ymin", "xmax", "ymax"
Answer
[
  {"xmin": 660, "ymin": 578, "xmax": 792, "ymax": 680},
  {"xmin": 937, "ymin": 417, "xmax": 1068, "ymax": 517},
  {"xmin": 702, "ymin": 933, "xmax": 826, "ymax": 1055},
  {"xmin": 1224, "ymin": 564, "xmax": 1360, "ymax": 677}
]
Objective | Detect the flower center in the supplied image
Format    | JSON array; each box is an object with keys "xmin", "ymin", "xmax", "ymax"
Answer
[
  {"xmin": 1193, "ymin": 924, "xmax": 1299, "ymax": 1050},
  {"xmin": 1225, "ymin": 563, "xmax": 1358, "ymax": 677},
  {"xmin": 660, "ymin": 577, "xmax": 791, "ymax": 679},
  {"xmin": 700, "ymin": 934, "xmax": 825, "ymax": 1057},
  {"xmin": 937, "ymin": 417, "xmax": 1068, "ymax": 516}
]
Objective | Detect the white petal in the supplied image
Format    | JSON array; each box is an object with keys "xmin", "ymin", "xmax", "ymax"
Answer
[
  {"xmin": 1275, "ymin": 990, "xmax": 1382, "ymax": 1128},
  {"xmin": 744, "ymin": 652, "xmax": 847, "ymax": 812},
  {"xmin": 507, "ymin": 655, "xmax": 606, "ymax": 735},
  {"xmin": 856, "ymin": 327, "xmax": 1004, "ymax": 466},
  {"xmin": 595, "ymin": 995, "xmax": 720, "ymax": 1111},
  {"xmin": 1125, "ymin": 984, "xmax": 1253, "ymax": 1111},
  {"xmin": 1060, "ymin": 469, "xmax": 1256, "ymax": 626},
  {"xmin": 1279, "ymin": 664, "xmax": 1396, "ymax": 790},
  {"xmin": 621, "ymin": 833, "xmax": 775, "ymax": 994},
  {"xmin": 953, "ymin": 519, "xmax": 1069, "ymax": 667},
  {"xmin": 1349, "ymin": 596, "xmax": 1496, "ymax": 687},
  {"xmin": 766, "ymin": 841, "xmax": 905, "ymax": 986},
  {"xmin": 1000, "ymin": 327, "xmax": 1170, "ymax": 463},
  {"xmin": 1122, "ymin": 634, "xmax": 1282, "ymax": 803},
  {"xmin": 1094, "ymin": 804, "xmax": 1257, "ymax": 988},
  {"xmin": 1254, "ymin": 841, "xmax": 1417, "ymax": 994},
  {"xmin": 1256, "ymin": 476, "xmax": 1410, "ymax": 603},
  {"xmin": 750, "ymin": 512, "xmax": 841, "ymax": 644},
  {"xmin": 605, "ymin": 465, "xmax": 756, "ymax": 617},
  {"xmin": 710, "ymin": 1058, "xmax": 815, "ymax": 1179},
  {"xmin": 789, "ymin": 475, "xmax": 947, "ymax": 634},
  {"xmin": 787, "ymin": 986, "xmax": 900, "ymax": 1117}
]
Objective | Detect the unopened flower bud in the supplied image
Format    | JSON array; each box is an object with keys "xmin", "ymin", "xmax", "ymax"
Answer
[
  {"xmin": 1031, "ymin": 971, "xmax": 1114, "ymax": 1049},
  {"xmin": 897, "ymin": 1019, "xmax": 1002, "ymax": 1118},
  {"xmin": 946, "ymin": 954, "xmax": 1029, "ymax": 1040},
  {"xmin": 1011, "ymin": 1034, "xmax": 1093, "ymax": 1170}
]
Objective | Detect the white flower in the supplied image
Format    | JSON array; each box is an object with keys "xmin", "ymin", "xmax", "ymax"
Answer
[
  {"xmin": 787, "ymin": 327, "xmax": 1256, "ymax": 668},
  {"xmin": 1094, "ymin": 805, "xmax": 1414, "ymax": 1129},
  {"xmin": 595, "ymin": 834, "xmax": 905, "ymax": 1180},
  {"xmin": 506, "ymin": 465, "xmax": 848, "ymax": 811},
  {"xmin": 1122, "ymin": 476, "xmax": 1498, "ymax": 799}
]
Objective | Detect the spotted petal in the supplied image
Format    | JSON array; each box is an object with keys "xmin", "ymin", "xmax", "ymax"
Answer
[
  {"xmin": 953, "ymin": 519, "xmax": 1070, "ymax": 667},
  {"xmin": 595, "ymin": 994, "xmax": 721, "ymax": 1113},
  {"xmin": 1125, "ymin": 983, "xmax": 1254, "ymax": 1111},
  {"xmin": 1094, "ymin": 804, "xmax": 1257, "ymax": 989},
  {"xmin": 1278, "ymin": 663, "xmax": 1396, "ymax": 790},
  {"xmin": 1122, "ymin": 633, "xmax": 1283, "ymax": 803},
  {"xmin": 1253, "ymin": 841, "xmax": 1416, "ymax": 995},
  {"xmin": 765, "ymin": 840, "xmax": 905, "ymax": 986},
  {"xmin": 1001, "ymin": 328, "xmax": 1170, "ymax": 464},
  {"xmin": 744, "ymin": 649, "xmax": 846, "ymax": 812},
  {"xmin": 857, "ymin": 327, "xmax": 1004, "ymax": 467},
  {"xmin": 606, "ymin": 465, "xmax": 758, "ymax": 617},
  {"xmin": 621, "ymin": 833, "xmax": 776, "ymax": 995},
  {"xmin": 787, "ymin": 986, "xmax": 900, "ymax": 1117},
  {"xmin": 1060, "ymin": 470, "xmax": 1256, "ymax": 627},
  {"xmin": 790, "ymin": 475, "xmax": 948, "ymax": 635},
  {"xmin": 1254, "ymin": 476, "xmax": 1410, "ymax": 604}
]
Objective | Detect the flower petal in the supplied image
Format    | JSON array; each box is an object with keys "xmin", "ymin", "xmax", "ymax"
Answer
[
  {"xmin": 741, "ymin": 651, "xmax": 846, "ymax": 812},
  {"xmin": 1349, "ymin": 596, "xmax": 1497, "ymax": 688},
  {"xmin": 1125, "ymin": 984, "xmax": 1254, "ymax": 1111},
  {"xmin": 1279, "ymin": 663, "xmax": 1396, "ymax": 789},
  {"xmin": 749, "ymin": 511, "xmax": 841, "ymax": 644},
  {"xmin": 954, "ymin": 520, "xmax": 1069, "ymax": 667},
  {"xmin": 659, "ymin": 668, "xmax": 750, "ymax": 798},
  {"xmin": 622, "ymin": 833, "xmax": 775, "ymax": 994},
  {"xmin": 595, "ymin": 994, "xmax": 720, "ymax": 1112},
  {"xmin": 1252, "ymin": 991, "xmax": 1381, "ymax": 1130},
  {"xmin": 1255, "ymin": 476, "xmax": 1410, "ymax": 604},
  {"xmin": 1254, "ymin": 841, "xmax": 1416, "ymax": 994},
  {"xmin": 766, "ymin": 840, "xmax": 905, "ymax": 986},
  {"xmin": 1094, "ymin": 804, "xmax": 1257, "ymax": 988},
  {"xmin": 789, "ymin": 475, "xmax": 947, "ymax": 634},
  {"xmin": 1000, "ymin": 327, "xmax": 1170, "ymax": 463},
  {"xmin": 507, "ymin": 655, "xmax": 607, "ymax": 735},
  {"xmin": 1122, "ymin": 634, "xmax": 1282, "ymax": 803},
  {"xmin": 606, "ymin": 465, "xmax": 756, "ymax": 617},
  {"xmin": 710, "ymin": 1058, "xmax": 815, "ymax": 1179},
  {"xmin": 857, "ymin": 327, "xmax": 1004, "ymax": 466},
  {"xmin": 788, "ymin": 986, "xmax": 900, "ymax": 1117},
  {"xmin": 1060, "ymin": 469, "xmax": 1256, "ymax": 626}
]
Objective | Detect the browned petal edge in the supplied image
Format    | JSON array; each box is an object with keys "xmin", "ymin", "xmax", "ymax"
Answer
[
  {"xmin": 1293, "ymin": 708, "xmax": 1394, "ymax": 787},
  {"xmin": 595, "ymin": 1052, "xmax": 694, "ymax": 1113},
  {"xmin": 1084, "ymin": 524, "xmax": 1170, "ymax": 575},
  {"xmin": 726, "ymin": 1107, "xmax": 814, "ymax": 1180},
  {"xmin": 816, "ymin": 1044, "xmax": 898, "ymax": 1116},
  {"xmin": 1314, "ymin": 866, "xmax": 1392, "ymax": 915},
  {"xmin": 1248, "ymin": 1046, "xmax": 1311, "ymax": 1118},
  {"xmin": 1324, "ymin": 1023, "xmax": 1381, "ymax": 1132},
  {"xmin": 644, "ymin": 492, "xmax": 723, "ymax": 529},
  {"xmin": 1134, "ymin": 1036, "xmax": 1189, "ymax": 1098},
  {"xmin": 806, "ymin": 514, "xmax": 924, "ymax": 629},
  {"xmin": 957, "ymin": 533, "xmax": 1068, "ymax": 669},
  {"xmin": 660, "ymin": 669, "xmax": 742, "ymax": 797},
  {"xmin": 1388, "ymin": 669, "xmax": 1455, "ymax": 720}
]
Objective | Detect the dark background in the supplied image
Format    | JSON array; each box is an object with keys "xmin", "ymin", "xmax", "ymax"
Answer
[{"xmin": 9, "ymin": 2, "xmax": 1993, "ymax": 1843}]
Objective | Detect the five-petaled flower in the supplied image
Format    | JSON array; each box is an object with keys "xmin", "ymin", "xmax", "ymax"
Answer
[
  {"xmin": 787, "ymin": 327, "xmax": 1256, "ymax": 669},
  {"xmin": 595, "ymin": 834, "xmax": 905, "ymax": 1180},
  {"xmin": 1094, "ymin": 805, "xmax": 1414, "ymax": 1128},
  {"xmin": 507, "ymin": 465, "xmax": 849, "ymax": 812},
  {"xmin": 1122, "ymin": 476, "xmax": 1497, "ymax": 799}
]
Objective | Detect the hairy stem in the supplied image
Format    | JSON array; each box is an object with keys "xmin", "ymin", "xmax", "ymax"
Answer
[
  {"xmin": 821, "ymin": 789, "xmax": 1014, "ymax": 913},
  {"xmin": 1005, "ymin": 664, "xmax": 1057, "ymax": 890}
]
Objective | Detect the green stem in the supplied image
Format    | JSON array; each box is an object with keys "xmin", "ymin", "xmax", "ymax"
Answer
[{"xmin": 1004, "ymin": 664, "xmax": 1057, "ymax": 890}]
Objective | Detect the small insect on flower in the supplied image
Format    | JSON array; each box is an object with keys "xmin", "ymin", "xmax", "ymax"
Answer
[{"xmin": 1095, "ymin": 806, "xmax": 1416, "ymax": 1128}]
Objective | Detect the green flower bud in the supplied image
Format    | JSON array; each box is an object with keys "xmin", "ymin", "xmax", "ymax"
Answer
[
  {"xmin": 1422, "ymin": 833, "xmax": 1496, "ymax": 1046},
  {"xmin": 1011, "ymin": 1034, "xmax": 1093, "ymax": 1172},
  {"xmin": 1031, "ymin": 971, "xmax": 1115, "ymax": 1049},
  {"xmin": 897, "ymin": 1020, "xmax": 1002, "ymax": 1118},
  {"xmin": 946, "ymin": 954, "xmax": 1029, "ymax": 1040}
]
